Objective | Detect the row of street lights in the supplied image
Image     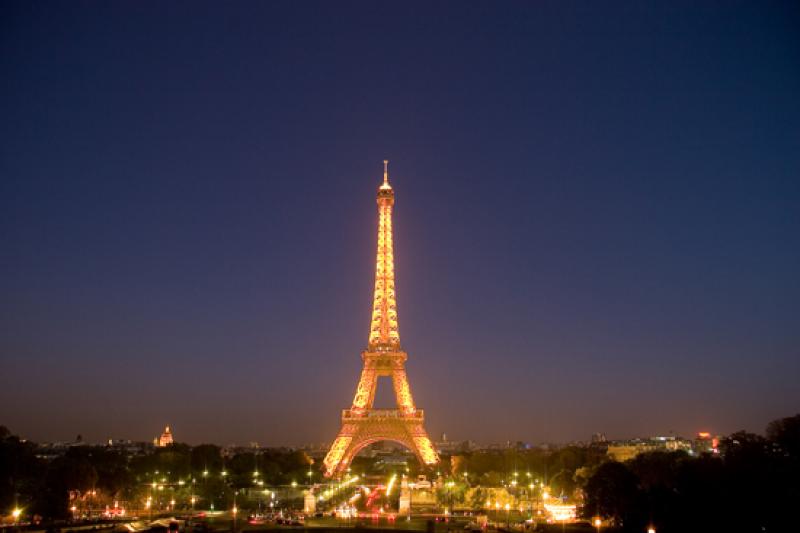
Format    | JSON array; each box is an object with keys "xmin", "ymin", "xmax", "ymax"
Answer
[{"xmin": 144, "ymin": 466, "xmax": 316, "ymax": 485}]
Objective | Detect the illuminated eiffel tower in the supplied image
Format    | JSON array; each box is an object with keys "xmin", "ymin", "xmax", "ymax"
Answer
[{"xmin": 323, "ymin": 161, "xmax": 440, "ymax": 477}]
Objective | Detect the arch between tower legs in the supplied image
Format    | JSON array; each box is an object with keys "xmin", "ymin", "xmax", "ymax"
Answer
[{"xmin": 324, "ymin": 417, "xmax": 438, "ymax": 477}]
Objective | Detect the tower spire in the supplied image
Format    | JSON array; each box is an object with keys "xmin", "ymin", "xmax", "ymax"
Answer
[
  {"xmin": 370, "ymin": 160, "xmax": 399, "ymax": 350},
  {"xmin": 380, "ymin": 159, "xmax": 392, "ymax": 190}
]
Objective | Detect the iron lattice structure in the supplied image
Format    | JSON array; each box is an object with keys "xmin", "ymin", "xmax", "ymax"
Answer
[{"xmin": 323, "ymin": 161, "xmax": 440, "ymax": 477}]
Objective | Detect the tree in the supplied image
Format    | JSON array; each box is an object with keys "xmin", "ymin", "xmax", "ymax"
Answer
[
  {"xmin": 35, "ymin": 455, "xmax": 99, "ymax": 519},
  {"xmin": 627, "ymin": 450, "xmax": 686, "ymax": 492},
  {"xmin": 584, "ymin": 461, "xmax": 642, "ymax": 528},
  {"xmin": 229, "ymin": 452, "xmax": 258, "ymax": 489},
  {"xmin": 0, "ymin": 429, "xmax": 44, "ymax": 512},
  {"xmin": 89, "ymin": 449, "xmax": 131, "ymax": 498},
  {"xmin": 766, "ymin": 413, "xmax": 800, "ymax": 459},
  {"xmin": 191, "ymin": 444, "xmax": 223, "ymax": 473},
  {"xmin": 435, "ymin": 481, "xmax": 467, "ymax": 507},
  {"xmin": 469, "ymin": 487, "xmax": 487, "ymax": 510}
]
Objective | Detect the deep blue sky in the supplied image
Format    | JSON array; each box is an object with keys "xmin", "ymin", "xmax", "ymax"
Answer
[{"xmin": 1, "ymin": 1, "xmax": 799, "ymax": 447}]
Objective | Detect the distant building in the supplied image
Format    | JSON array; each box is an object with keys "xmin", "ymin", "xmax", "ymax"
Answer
[
  {"xmin": 155, "ymin": 426, "xmax": 173, "ymax": 447},
  {"xmin": 106, "ymin": 439, "xmax": 152, "ymax": 455},
  {"xmin": 435, "ymin": 438, "xmax": 477, "ymax": 454},
  {"xmin": 693, "ymin": 432, "xmax": 720, "ymax": 454},
  {"xmin": 607, "ymin": 436, "xmax": 693, "ymax": 461},
  {"xmin": 375, "ymin": 453, "xmax": 410, "ymax": 471},
  {"xmin": 607, "ymin": 441, "xmax": 660, "ymax": 462},
  {"xmin": 35, "ymin": 439, "xmax": 88, "ymax": 461},
  {"xmin": 663, "ymin": 436, "xmax": 693, "ymax": 453}
]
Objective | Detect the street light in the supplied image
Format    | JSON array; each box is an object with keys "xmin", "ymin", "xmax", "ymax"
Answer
[
  {"xmin": 12, "ymin": 508, "xmax": 21, "ymax": 523},
  {"xmin": 527, "ymin": 484, "xmax": 535, "ymax": 517},
  {"xmin": 593, "ymin": 517, "xmax": 602, "ymax": 532},
  {"xmin": 404, "ymin": 477, "xmax": 415, "ymax": 522},
  {"xmin": 647, "ymin": 527, "xmax": 656, "ymax": 533},
  {"xmin": 232, "ymin": 489, "xmax": 239, "ymax": 533},
  {"xmin": 446, "ymin": 480, "xmax": 455, "ymax": 514}
]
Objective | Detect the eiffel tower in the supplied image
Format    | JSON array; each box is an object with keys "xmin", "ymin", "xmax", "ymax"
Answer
[{"xmin": 323, "ymin": 161, "xmax": 440, "ymax": 477}]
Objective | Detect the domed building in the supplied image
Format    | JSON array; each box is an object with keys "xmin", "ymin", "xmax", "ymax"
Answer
[{"xmin": 154, "ymin": 425, "xmax": 173, "ymax": 447}]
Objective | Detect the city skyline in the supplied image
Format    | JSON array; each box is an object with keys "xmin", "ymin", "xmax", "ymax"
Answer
[{"xmin": 2, "ymin": 2, "xmax": 799, "ymax": 448}]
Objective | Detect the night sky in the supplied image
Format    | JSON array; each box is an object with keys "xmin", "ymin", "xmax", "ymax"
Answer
[{"xmin": 2, "ymin": 2, "xmax": 799, "ymax": 447}]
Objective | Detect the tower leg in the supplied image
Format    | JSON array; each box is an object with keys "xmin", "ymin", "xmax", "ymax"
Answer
[
  {"xmin": 391, "ymin": 366, "xmax": 416, "ymax": 414},
  {"xmin": 351, "ymin": 364, "xmax": 377, "ymax": 412},
  {"xmin": 323, "ymin": 424, "xmax": 356, "ymax": 476}
]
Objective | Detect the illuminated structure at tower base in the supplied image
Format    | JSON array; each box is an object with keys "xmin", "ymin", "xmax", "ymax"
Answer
[{"xmin": 323, "ymin": 161, "xmax": 439, "ymax": 477}]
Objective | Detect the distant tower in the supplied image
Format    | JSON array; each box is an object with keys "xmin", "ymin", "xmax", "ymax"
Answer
[
  {"xmin": 157, "ymin": 425, "xmax": 173, "ymax": 447},
  {"xmin": 323, "ymin": 161, "xmax": 439, "ymax": 477}
]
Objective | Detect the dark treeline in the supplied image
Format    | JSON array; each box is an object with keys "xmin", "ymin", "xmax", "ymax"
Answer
[
  {"xmin": 0, "ymin": 428, "xmax": 315, "ymax": 521},
  {"xmin": 583, "ymin": 414, "xmax": 800, "ymax": 532}
]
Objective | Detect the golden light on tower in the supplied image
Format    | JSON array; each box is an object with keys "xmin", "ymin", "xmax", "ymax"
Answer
[
  {"xmin": 369, "ymin": 160, "xmax": 400, "ymax": 350},
  {"xmin": 323, "ymin": 161, "xmax": 439, "ymax": 476}
]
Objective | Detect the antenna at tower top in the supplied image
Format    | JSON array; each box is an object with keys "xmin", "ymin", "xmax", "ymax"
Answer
[{"xmin": 383, "ymin": 160, "xmax": 389, "ymax": 185}]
